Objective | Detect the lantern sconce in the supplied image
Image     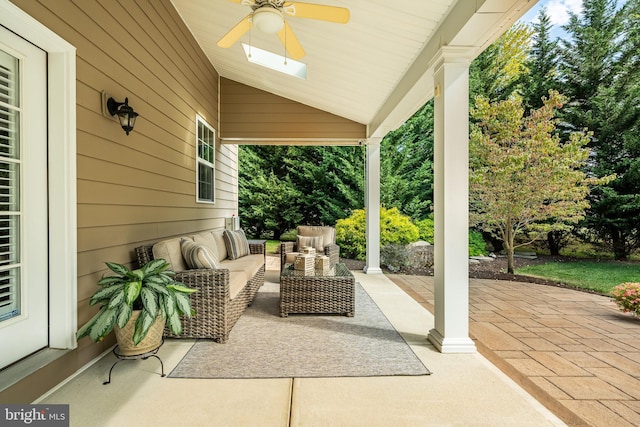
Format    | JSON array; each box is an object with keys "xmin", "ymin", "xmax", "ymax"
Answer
[{"xmin": 101, "ymin": 91, "xmax": 139, "ymax": 135}]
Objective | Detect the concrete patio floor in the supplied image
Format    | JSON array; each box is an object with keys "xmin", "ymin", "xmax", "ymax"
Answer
[
  {"xmin": 34, "ymin": 258, "xmax": 565, "ymax": 426},
  {"xmin": 390, "ymin": 274, "xmax": 640, "ymax": 427}
]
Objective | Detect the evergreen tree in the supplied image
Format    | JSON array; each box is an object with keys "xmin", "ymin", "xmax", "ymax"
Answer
[
  {"xmin": 284, "ymin": 145, "xmax": 365, "ymax": 226},
  {"xmin": 560, "ymin": 0, "xmax": 640, "ymax": 259},
  {"xmin": 239, "ymin": 146, "xmax": 303, "ymax": 238},
  {"xmin": 520, "ymin": 8, "xmax": 565, "ymax": 254},
  {"xmin": 381, "ymin": 101, "xmax": 434, "ymax": 220},
  {"xmin": 520, "ymin": 8, "xmax": 560, "ymax": 111},
  {"xmin": 238, "ymin": 145, "xmax": 364, "ymax": 238}
]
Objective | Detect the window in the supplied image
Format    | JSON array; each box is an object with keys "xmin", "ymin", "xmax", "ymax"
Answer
[
  {"xmin": 0, "ymin": 49, "xmax": 20, "ymax": 324},
  {"xmin": 196, "ymin": 115, "xmax": 215, "ymax": 203},
  {"xmin": 242, "ymin": 44, "xmax": 307, "ymax": 80}
]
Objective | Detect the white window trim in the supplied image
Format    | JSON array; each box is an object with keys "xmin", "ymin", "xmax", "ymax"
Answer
[
  {"xmin": 1, "ymin": 0, "xmax": 77, "ymax": 350},
  {"xmin": 195, "ymin": 114, "xmax": 216, "ymax": 204}
]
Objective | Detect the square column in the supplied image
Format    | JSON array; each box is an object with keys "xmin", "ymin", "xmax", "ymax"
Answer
[
  {"xmin": 428, "ymin": 48, "xmax": 476, "ymax": 353},
  {"xmin": 364, "ymin": 137, "xmax": 382, "ymax": 274}
]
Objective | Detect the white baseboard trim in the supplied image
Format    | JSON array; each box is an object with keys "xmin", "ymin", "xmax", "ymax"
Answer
[{"xmin": 33, "ymin": 345, "xmax": 115, "ymax": 403}]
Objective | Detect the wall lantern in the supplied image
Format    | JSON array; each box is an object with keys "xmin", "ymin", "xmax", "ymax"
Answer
[
  {"xmin": 101, "ymin": 91, "xmax": 138, "ymax": 135},
  {"xmin": 106, "ymin": 96, "xmax": 139, "ymax": 135}
]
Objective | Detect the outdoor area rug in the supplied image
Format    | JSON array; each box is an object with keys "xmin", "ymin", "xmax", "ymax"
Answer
[{"xmin": 168, "ymin": 282, "xmax": 431, "ymax": 379}]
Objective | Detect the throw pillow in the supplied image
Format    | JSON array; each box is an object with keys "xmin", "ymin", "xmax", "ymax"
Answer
[
  {"xmin": 297, "ymin": 235, "xmax": 324, "ymax": 253},
  {"xmin": 223, "ymin": 229, "xmax": 250, "ymax": 260},
  {"xmin": 181, "ymin": 238, "xmax": 220, "ymax": 269}
]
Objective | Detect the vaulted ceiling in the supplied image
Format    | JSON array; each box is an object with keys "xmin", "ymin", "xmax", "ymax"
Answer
[{"xmin": 172, "ymin": 0, "xmax": 537, "ymax": 138}]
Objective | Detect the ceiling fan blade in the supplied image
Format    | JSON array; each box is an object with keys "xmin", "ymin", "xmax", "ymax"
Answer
[
  {"xmin": 277, "ymin": 21, "xmax": 305, "ymax": 60},
  {"xmin": 217, "ymin": 15, "xmax": 252, "ymax": 48},
  {"xmin": 283, "ymin": 2, "xmax": 350, "ymax": 24}
]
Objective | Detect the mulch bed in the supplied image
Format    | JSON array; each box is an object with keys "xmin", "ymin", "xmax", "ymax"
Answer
[{"xmin": 341, "ymin": 254, "xmax": 610, "ymax": 296}]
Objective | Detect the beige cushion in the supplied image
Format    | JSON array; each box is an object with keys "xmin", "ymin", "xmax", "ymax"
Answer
[
  {"xmin": 228, "ymin": 270, "xmax": 249, "ymax": 300},
  {"xmin": 152, "ymin": 237, "xmax": 192, "ymax": 272},
  {"xmin": 285, "ymin": 252, "xmax": 300, "ymax": 265},
  {"xmin": 193, "ymin": 232, "xmax": 218, "ymax": 256},
  {"xmin": 211, "ymin": 230, "xmax": 228, "ymax": 261},
  {"xmin": 297, "ymin": 226, "xmax": 335, "ymax": 245},
  {"xmin": 220, "ymin": 254, "xmax": 264, "ymax": 279},
  {"xmin": 297, "ymin": 235, "xmax": 324, "ymax": 253},
  {"xmin": 180, "ymin": 239, "xmax": 219, "ymax": 269}
]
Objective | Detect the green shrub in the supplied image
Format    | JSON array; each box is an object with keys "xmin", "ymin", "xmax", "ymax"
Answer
[
  {"xmin": 416, "ymin": 216, "xmax": 486, "ymax": 256},
  {"xmin": 336, "ymin": 207, "xmax": 419, "ymax": 260},
  {"xmin": 415, "ymin": 216, "xmax": 435, "ymax": 243},
  {"xmin": 336, "ymin": 210, "xmax": 367, "ymax": 260},
  {"xmin": 381, "ymin": 207, "xmax": 420, "ymax": 245},
  {"xmin": 337, "ymin": 209, "xmax": 487, "ymax": 259},
  {"xmin": 279, "ymin": 229, "xmax": 297, "ymax": 241},
  {"xmin": 469, "ymin": 229, "xmax": 487, "ymax": 256}
]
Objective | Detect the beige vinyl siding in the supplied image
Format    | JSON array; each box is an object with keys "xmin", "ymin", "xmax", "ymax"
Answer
[
  {"xmin": 1, "ymin": 0, "xmax": 232, "ymax": 403},
  {"xmin": 220, "ymin": 78, "xmax": 366, "ymax": 141}
]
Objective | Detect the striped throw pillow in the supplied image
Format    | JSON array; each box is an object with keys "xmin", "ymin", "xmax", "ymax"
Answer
[
  {"xmin": 297, "ymin": 235, "xmax": 324, "ymax": 253},
  {"xmin": 223, "ymin": 229, "xmax": 250, "ymax": 260},
  {"xmin": 181, "ymin": 238, "xmax": 220, "ymax": 269}
]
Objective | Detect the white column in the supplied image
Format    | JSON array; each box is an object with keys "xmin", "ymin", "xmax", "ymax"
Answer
[
  {"xmin": 364, "ymin": 137, "xmax": 382, "ymax": 274},
  {"xmin": 427, "ymin": 48, "xmax": 476, "ymax": 353}
]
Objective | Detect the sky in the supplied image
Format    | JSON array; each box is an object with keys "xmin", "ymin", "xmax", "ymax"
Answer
[
  {"xmin": 519, "ymin": 0, "xmax": 584, "ymax": 38},
  {"xmin": 520, "ymin": 0, "xmax": 584, "ymax": 27},
  {"xmin": 519, "ymin": 0, "xmax": 627, "ymax": 39}
]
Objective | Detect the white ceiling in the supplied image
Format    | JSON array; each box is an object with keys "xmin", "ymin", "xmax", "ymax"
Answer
[{"xmin": 172, "ymin": 0, "xmax": 537, "ymax": 138}]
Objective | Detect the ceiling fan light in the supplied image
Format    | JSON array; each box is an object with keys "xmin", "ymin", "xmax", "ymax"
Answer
[{"xmin": 252, "ymin": 8, "xmax": 284, "ymax": 34}]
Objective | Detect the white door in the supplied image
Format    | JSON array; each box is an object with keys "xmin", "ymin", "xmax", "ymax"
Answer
[{"xmin": 0, "ymin": 26, "xmax": 48, "ymax": 369}]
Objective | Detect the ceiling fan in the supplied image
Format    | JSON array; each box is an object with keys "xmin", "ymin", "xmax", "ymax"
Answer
[{"xmin": 217, "ymin": 0, "xmax": 350, "ymax": 60}]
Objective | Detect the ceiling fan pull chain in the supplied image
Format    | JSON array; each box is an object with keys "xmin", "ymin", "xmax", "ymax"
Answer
[
  {"xmin": 283, "ymin": 22, "xmax": 288, "ymax": 65},
  {"xmin": 248, "ymin": 20, "xmax": 253, "ymax": 58}
]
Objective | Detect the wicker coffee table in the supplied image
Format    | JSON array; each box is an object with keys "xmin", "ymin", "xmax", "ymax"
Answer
[{"xmin": 280, "ymin": 263, "xmax": 355, "ymax": 317}]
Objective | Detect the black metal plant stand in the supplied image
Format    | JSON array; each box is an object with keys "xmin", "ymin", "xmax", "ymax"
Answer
[{"xmin": 103, "ymin": 340, "xmax": 165, "ymax": 385}]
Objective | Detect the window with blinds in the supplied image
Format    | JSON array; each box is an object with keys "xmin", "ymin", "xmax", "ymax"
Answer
[
  {"xmin": 0, "ymin": 49, "xmax": 20, "ymax": 323},
  {"xmin": 196, "ymin": 115, "xmax": 215, "ymax": 204}
]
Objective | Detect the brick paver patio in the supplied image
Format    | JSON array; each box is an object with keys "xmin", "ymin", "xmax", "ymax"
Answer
[{"xmin": 388, "ymin": 274, "xmax": 640, "ymax": 427}]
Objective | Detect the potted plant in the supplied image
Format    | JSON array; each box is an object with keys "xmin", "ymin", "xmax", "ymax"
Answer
[{"xmin": 77, "ymin": 259, "xmax": 196, "ymax": 355}]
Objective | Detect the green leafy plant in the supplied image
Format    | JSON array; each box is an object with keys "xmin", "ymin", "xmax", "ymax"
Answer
[
  {"xmin": 76, "ymin": 259, "xmax": 196, "ymax": 345},
  {"xmin": 469, "ymin": 230, "xmax": 487, "ymax": 256},
  {"xmin": 415, "ymin": 216, "xmax": 435, "ymax": 243},
  {"xmin": 279, "ymin": 229, "xmax": 297, "ymax": 242},
  {"xmin": 611, "ymin": 283, "xmax": 640, "ymax": 317},
  {"xmin": 336, "ymin": 207, "xmax": 419, "ymax": 260}
]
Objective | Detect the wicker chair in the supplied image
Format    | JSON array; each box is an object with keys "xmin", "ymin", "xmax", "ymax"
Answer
[
  {"xmin": 135, "ymin": 241, "xmax": 265, "ymax": 343},
  {"xmin": 280, "ymin": 225, "xmax": 340, "ymax": 269}
]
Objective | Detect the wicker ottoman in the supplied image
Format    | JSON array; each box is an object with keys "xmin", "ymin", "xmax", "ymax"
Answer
[{"xmin": 279, "ymin": 263, "xmax": 355, "ymax": 317}]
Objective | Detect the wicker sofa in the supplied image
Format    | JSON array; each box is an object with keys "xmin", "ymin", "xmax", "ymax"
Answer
[
  {"xmin": 280, "ymin": 225, "xmax": 340, "ymax": 269},
  {"xmin": 135, "ymin": 229, "xmax": 264, "ymax": 343}
]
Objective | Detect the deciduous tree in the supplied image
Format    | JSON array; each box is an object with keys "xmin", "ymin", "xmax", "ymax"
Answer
[
  {"xmin": 470, "ymin": 91, "xmax": 611, "ymax": 273},
  {"xmin": 470, "ymin": 23, "xmax": 533, "ymax": 102}
]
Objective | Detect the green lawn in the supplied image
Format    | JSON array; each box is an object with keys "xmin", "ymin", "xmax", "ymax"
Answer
[
  {"xmin": 516, "ymin": 260, "xmax": 640, "ymax": 294},
  {"xmin": 266, "ymin": 240, "xmax": 280, "ymax": 254}
]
